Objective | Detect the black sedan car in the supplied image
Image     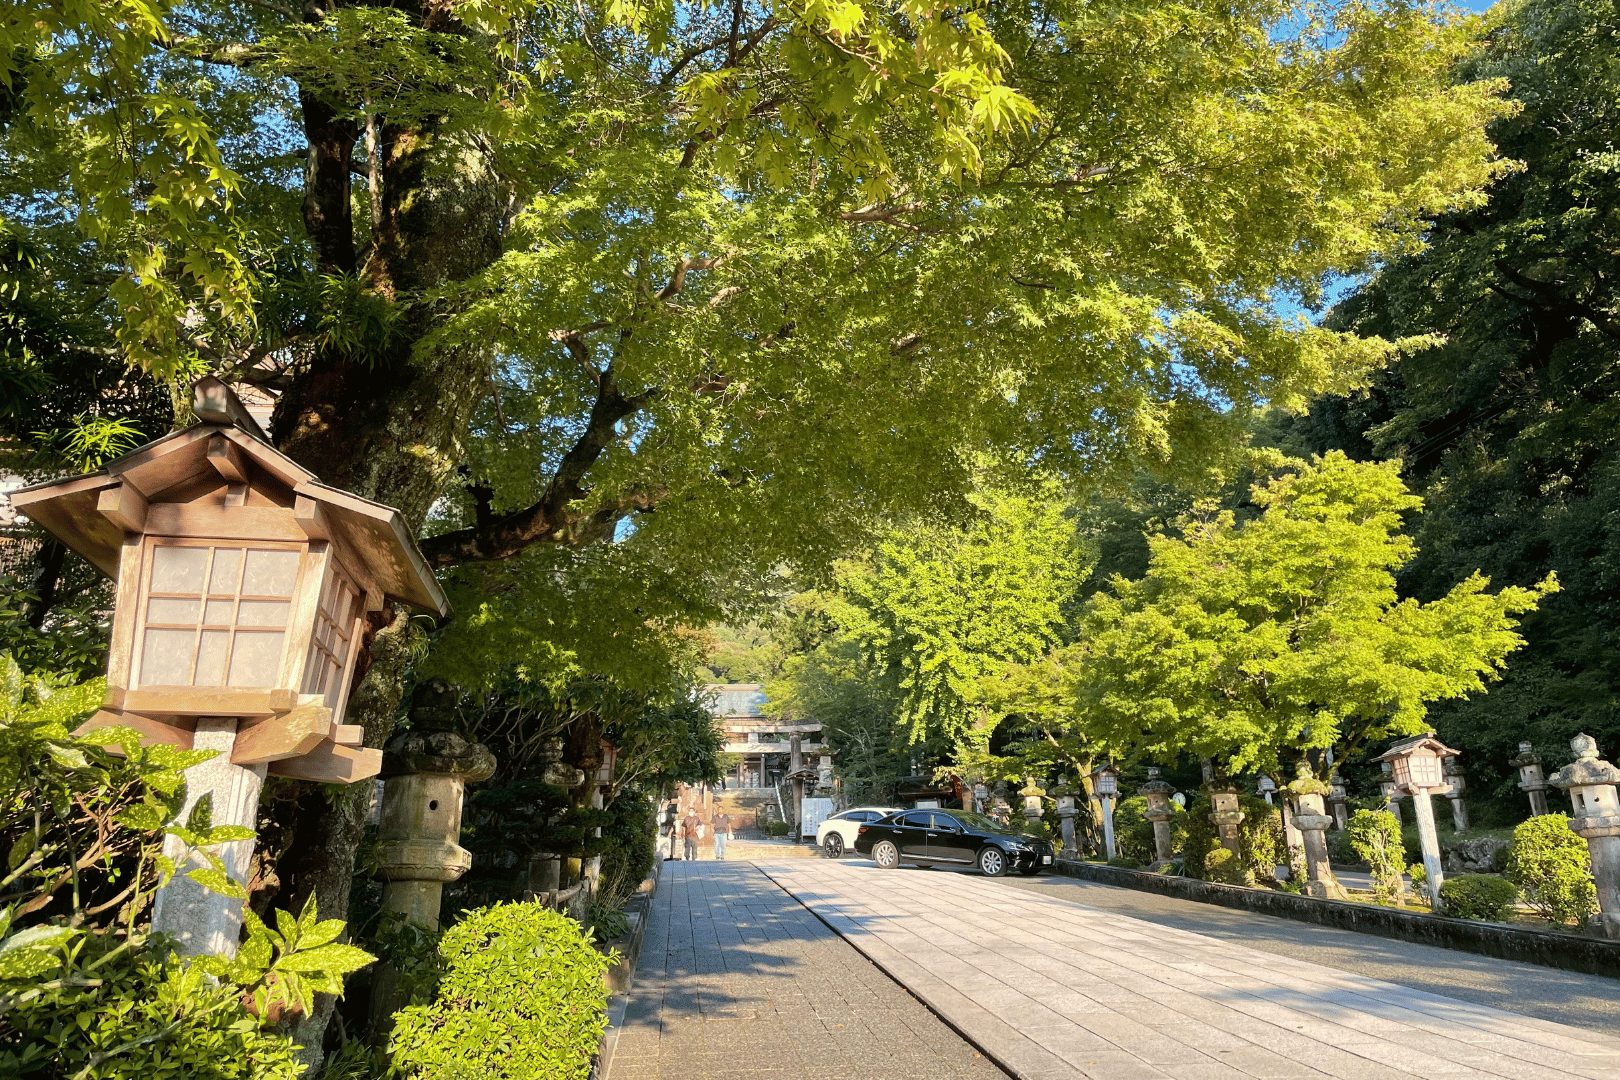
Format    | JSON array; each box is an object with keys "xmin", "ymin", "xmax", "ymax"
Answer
[{"xmin": 853, "ymin": 809, "xmax": 1054, "ymax": 877}]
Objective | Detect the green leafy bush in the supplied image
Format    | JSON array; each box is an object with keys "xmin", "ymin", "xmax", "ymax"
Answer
[
  {"xmin": 1505, "ymin": 814, "xmax": 1598, "ymax": 927},
  {"xmin": 595, "ymin": 792, "xmax": 656, "ymax": 905},
  {"xmin": 1348, "ymin": 810, "xmax": 1406, "ymax": 905},
  {"xmin": 585, "ymin": 898, "xmax": 631, "ymax": 943},
  {"xmin": 1180, "ymin": 793, "xmax": 1215, "ymax": 880},
  {"xmin": 1203, "ymin": 847, "xmax": 1252, "ymax": 886},
  {"xmin": 1106, "ymin": 855, "xmax": 1142, "ymax": 869},
  {"xmin": 1408, "ymin": 862, "xmax": 1428, "ymax": 889},
  {"xmin": 763, "ymin": 820, "xmax": 790, "ymax": 837},
  {"xmin": 0, "ymin": 654, "xmax": 373, "ymax": 1077},
  {"xmin": 390, "ymin": 901, "xmax": 613, "ymax": 1080},
  {"xmin": 1438, "ymin": 874, "xmax": 1518, "ymax": 922},
  {"xmin": 1238, "ymin": 795, "xmax": 1285, "ymax": 884}
]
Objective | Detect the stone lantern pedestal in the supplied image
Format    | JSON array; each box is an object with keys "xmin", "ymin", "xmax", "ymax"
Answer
[
  {"xmin": 1140, "ymin": 769, "xmax": 1176, "ymax": 866},
  {"xmin": 1053, "ymin": 784, "xmax": 1077, "ymax": 857},
  {"xmin": 1549, "ymin": 734, "xmax": 1620, "ymax": 940},
  {"xmin": 1327, "ymin": 770, "xmax": 1349, "ymax": 832},
  {"xmin": 1287, "ymin": 763, "xmax": 1347, "ymax": 901}
]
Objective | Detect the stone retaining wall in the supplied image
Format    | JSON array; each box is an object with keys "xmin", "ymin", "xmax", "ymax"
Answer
[{"xmin": 1052, "ymin": 857, "xmax": 1620, "ymax": 978}]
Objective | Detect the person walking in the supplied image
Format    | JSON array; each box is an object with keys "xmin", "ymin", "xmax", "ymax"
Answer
[
  {"xmin": 712, "ymin": 811, "xmax": 732, "ymax": 860},
  {"xmin": 663, "ymin": 799, "xmax": 679, "ymax": 860},
  {"xmin": 681, "ymin": 809, "xmax": 701, "ymax": 861}
]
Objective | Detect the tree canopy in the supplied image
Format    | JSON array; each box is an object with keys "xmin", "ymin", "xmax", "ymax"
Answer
[{"xmin": 1070, "ymin": 452, "xmax": 1555, "ymax": 774}]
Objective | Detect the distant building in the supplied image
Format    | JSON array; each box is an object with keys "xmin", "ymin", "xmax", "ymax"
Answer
[{"xmin": 705, "ymin": 682, "xmax": 823, "ymax": 790}]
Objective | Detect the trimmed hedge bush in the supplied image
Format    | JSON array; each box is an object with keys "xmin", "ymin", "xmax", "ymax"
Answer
[
  {"xmin": 762, "ymin": 820, "xmax": 791, "ymax": 837},
  {"xmin": 390, "ymin": 901, "xmax": 613, "ymax": 1080},
  {"xmin": 1203, "ymin": 847, "xmax": 1252, "ymax": 886},
  {"xmin": 1438, "ymin": 874, "xmax": 1518, "ymax": 922},
  {"xmin": 1505, "ymin": 814, "xmax": 1598, "ymax": 927}
]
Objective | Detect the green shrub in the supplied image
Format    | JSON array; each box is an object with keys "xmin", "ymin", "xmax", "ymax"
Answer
[
  {"xmin": 1238, "ymin": 795, "xmax": 1285, "ymax": 884},
  {"xmin": 1505, "ymin": 814, "xmax": 1598, "ymax": 927},
  {"xmin": 1180, "ymin": 793, "xmax": 1215, "ymax": 880},
  {"xmin": 1348, "ymin": 810, "xmax": 1405, "ymax": 904},
  {"xmin": 1438, "ymin": 875, "xmax": 1518, "ymax": 922},
  {"xmin": 1203, "ymin": 847, "xmax": 1252, "ymax": 886},
  {"xmin": 0, "ymin": 654, "xmax": 372, "ymax": 1078},
  {"xmin": 1326, "ymin": 827, "xmax": 1359, "ymax": 866},
  {"xmin": 1408, "ymin": 862, "xmax": 1428, "ymax": 889},
  {"xmin": 763, "ymin": 820, "xmax": 790, "ymax": 837},
  {"xmin": 390, "ymin": 901, "xmax": 613, "ymax": 1080},
  {"xmin": 595, "ymin": 792, "xmax": 656, "ymax": 905},
  {"xmin": 1106, "ymin": 855, "xmax": 1142, "ymax": 869},
  {"xmin": 585, "ymin": 898, "xmax": 631, "ymax": 943}
]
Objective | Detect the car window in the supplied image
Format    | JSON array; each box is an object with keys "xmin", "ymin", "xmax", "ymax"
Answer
[
  {"xmin": 898, "ymin": 811, "xmax": 933, "ymax": 828},
  {"xmin": 953, "ymin": 810, "xmax": 1020, "ymax": 835},
  {"xmin": 851, "ymin": 811, "xmax": 876, "ymax": 822},
  {"xmin": 831, "ymin": 811, "xmax": 855, "ymax": 822},
  {"xmin": 930, "ymin": 812, "xmax": 963, "ymax": 831}
]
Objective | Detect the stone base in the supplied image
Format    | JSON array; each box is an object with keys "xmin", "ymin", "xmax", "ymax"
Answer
[{"xmin": 1306, "ymin": 877, "xmax": 1350, "ymax": 902}]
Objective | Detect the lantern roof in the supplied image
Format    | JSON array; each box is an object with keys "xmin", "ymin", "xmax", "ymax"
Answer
[
  {"xmin": 10, "ymin": 377, "xmax": 447, "ymax": 616},
  {"xmin": 1548, "ymin": 734, "xmax": 1620, "ymax": 790},
  {"xmin": 1372, "ymin": 733, "xmax": 1459, "ymax": 765}
]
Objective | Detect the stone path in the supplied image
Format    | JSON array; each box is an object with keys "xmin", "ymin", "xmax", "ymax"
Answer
[
  {"xmin": 606, "ymin": 859, "xmax": 1006, "ymax": 1079},
  {"xmin": 761, "ymin": 858, "xmax": 1620, "ymax": 1080},
  {"xmin": 1004, "ymin": 872, "xmax": 1620, "ymax": 1032}
]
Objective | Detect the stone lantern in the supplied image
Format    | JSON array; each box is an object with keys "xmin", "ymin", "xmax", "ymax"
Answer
[
  {"xmin": 1286, "ymin": 761, "xmax": 1346, "ymax": 900},
  {"xmin": 1139, "ymin": 768, "xmax": 1176, "ymax": 865},
  {"xmin": 12, "ymin": 378, "xmax": 447, "ymax": 956},
  {"xmin": 1019, "ymin": 777, "xmax": 1046, "ymax": 830},
  {"xmin": 1052, "ymin": 782, "xmax": 1078, "ymax": 857},
  {"xmin": 1442, "ymin": 756, "xmax": 1470, "ymax": 832},
  {"xmin": 1091, "ymin": 764, "xmax": 1119, "ymax": 860},
  {"xmin": 973, "ymin": 782, "xmax": 990, "ymax": 814},
  {"xmin": 1209, "ymin": 785, "xmax": 1244, "ymax": 857},
  {"xmin": 370, "ymin": 721, "xmax": 495, "ymax": 1028},
  {"xmin": 1378, "ymin": 760, "xmax": 1404, "ymax": 826},
  {"xmin": 1510, "ymin": 742, "xmax": 1550, "ymax": 816},
  {"xmin": 1256, "ymin": 775, "xmax": 1276, "ymax": 806},
  {"xmin": 1375, "ymin": 733, "xmax": 1459, "ymax": 908},
  {"xmin": 1548, "ymin": 734, "xmax": 1620, "ymax": 939},
  {"xmin": 1327, "ymin": 769, "xmax": 1349, "ymax": 831}
]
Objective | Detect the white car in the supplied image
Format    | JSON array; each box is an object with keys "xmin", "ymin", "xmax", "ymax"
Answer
[{"xmin": 817, "ymin": 806, "xmax": 903, "ymax": 858}]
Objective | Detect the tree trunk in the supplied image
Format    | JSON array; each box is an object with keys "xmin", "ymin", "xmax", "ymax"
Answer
[{"xmin": 269, "ymin": 99, "xmax": 509, "ymax": 1062}]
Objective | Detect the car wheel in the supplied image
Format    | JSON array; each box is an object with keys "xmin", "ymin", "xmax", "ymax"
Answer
[
  {"xmin": 979, "ymin": 847, "xmax": 1009, "ymax": 877},
  {"xmin": 872, "ymin": 840, "xmax": 900, "ymax": 869},
  {"xmin": 823, "ymin": 834, "xmax": 845, "ymax": 859}
]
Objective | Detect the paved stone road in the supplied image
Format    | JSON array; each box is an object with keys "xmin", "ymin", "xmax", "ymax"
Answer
[
  {"xmin": 1005, "ymin": 872, "xmax": 1620, "ymax": 1032},
  {"xmin": 762, "ymin": 858, "xmax": 1620, "ymax": 1080},
  {"xmin": 606, "ymin": 860, "xmax": 1006, "ymax": 1079}
]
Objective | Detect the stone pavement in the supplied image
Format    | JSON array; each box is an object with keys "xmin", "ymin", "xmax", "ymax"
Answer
[
  {"xmin": 606, "ymin": 859, "xmax": 1006, "ymax": 1079},
  {"xmin": 761, "ymin": 858, "xmax": 1620, "ymax": 1080},
  {"xmin": 1005, "ymin": 872, "xmax": 1620, "ymax": 1032}
]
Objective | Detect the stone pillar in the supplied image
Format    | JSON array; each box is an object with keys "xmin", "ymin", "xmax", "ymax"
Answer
[
  {"xmin": 1511, "ymin": 742, "xmax": 1550, "ymax": 817},
  {"xmin": 371, "ymin": 726, "xmax": 495, "ymax": 1028},
  {"xmin": 151, "ymin": 718, "xmax": 265, "ymax": 957},
  {"xmin": 1549, "ymin": 734, "xmax": 1620, "ymax": 940},
  {"xmin": 1054, "ymin": 785, "xmax": 1077, "ymax": 857},
  {"xmin": 1409, "ymin": 788, "xmax": 1445, "ymax": 908},
  {"xmin": 1286, "ymin": 762, "xmax": 1347, "ymax": 901},
  {"xmin": 1140, "ymin": 768, "xmax": 1176, "ymax": 865},
  {"xmin": 790, "ymin": 734, "xmax": 804, "ymax": 835},
  {"xmin": 1209, "ymin": 785, "xmax": 1243, "ymax": 858},
  {"xmin": 1443, "ymin": 756, "xmax": 1470, "ymax": 833}
]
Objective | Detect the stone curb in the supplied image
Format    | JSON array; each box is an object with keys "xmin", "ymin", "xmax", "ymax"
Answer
[
  {"xmin": 1051, "ymin": 857, "xmax": 1620, "ymax": 978},
  {"xmin": 595, "ymin": 855, "xmax": 662, "ymax": 1080}
]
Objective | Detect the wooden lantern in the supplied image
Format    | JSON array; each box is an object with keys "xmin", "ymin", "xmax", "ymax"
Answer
[
  {"xmin": 1374, "ymin": 733, "xmax": 1458, "ymax": 796},
  {"xmin": 11, "ymin": 378, "xmax": 447, "ymax": 784}
]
